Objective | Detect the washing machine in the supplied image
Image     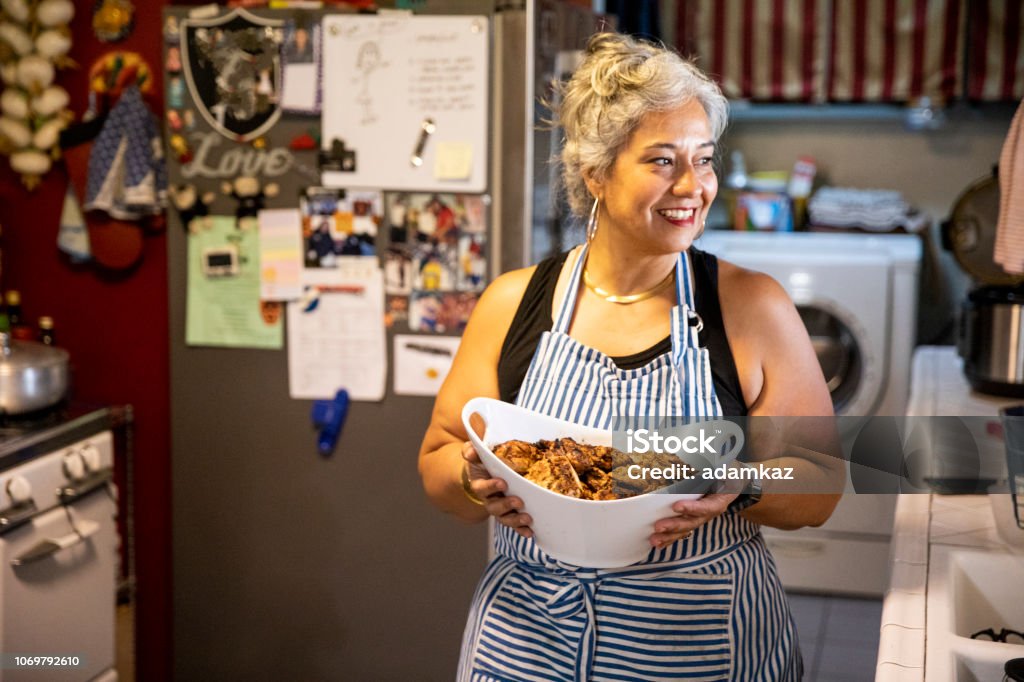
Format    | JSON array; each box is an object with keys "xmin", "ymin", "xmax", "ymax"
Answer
[
  {"xmin": 696, "ymin": 231, "xmax": 921, "ymax": 417},
  {"xmin": 695, "ymin": 231, "xmax": 922, "ymax": 596}
]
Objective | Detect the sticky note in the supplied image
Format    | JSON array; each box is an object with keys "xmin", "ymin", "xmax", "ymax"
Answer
[{"xmin": 434, "ymin": 141, "xmax": 473, "ymax": 181}]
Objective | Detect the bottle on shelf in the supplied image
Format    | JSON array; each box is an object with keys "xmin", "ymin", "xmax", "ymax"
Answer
[
  {"xmin": 723, "ymin": 150, "xmax": 749, "ymax": 230},
  {"xmin": 5, "ymin": 291, "xmax": 33, "ymax": 340},
  {"xmin": 37, "ymin": 316, "xmax": 55, "ymax": 346},
  {"xmin": 4, "ymin": 291, "xmax": 21, "ymax": 327},
  {"xmin": 725, "ymin": 150, "xmax": 749, "ymax": 191},
  {"xmin": 787, "ymin": 156, "xmax": 817, "ymax": 231}
]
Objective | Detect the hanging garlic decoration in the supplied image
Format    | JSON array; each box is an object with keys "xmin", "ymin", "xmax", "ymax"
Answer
[
  {"xmin": 30, "ymin": 83, "xmax": 66, "ymax": 116},
  {"xmin": 0, "ymin": 87, "xmax": 27, "ymax": 117},
  {"xmin": 0, "ymin": 22, "xmax": 31, "ymax": 55},
  {"xmin": 35, "ymin": 29, "xmax": 70, "ymax": 62},
  {"xmin": 0, "ymin": 0, "xmax": 29, "ymax": 23},
  {"xmin": 34, "ymin": 0, "xmax": 72, "ymax": 27},
  {"xmin": 0, "ymin": 0, "xmax": 74, "ymax": 189}
]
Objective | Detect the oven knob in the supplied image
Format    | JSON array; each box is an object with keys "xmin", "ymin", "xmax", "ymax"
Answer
[
  {"xmin": 62, "ymin": 452, "xmax": 87, "ymax": 481},
  {"xmin": 5, "ymin": 476, "xmax": 32, "ymax": 505},
  {"xmin": 80, "ymin": 443, "xmax": 102, "ymax": 472}
]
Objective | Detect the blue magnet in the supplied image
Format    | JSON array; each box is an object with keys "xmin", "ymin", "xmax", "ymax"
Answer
[
  {"xmin": 167, "ymin": 76, "xmax": 185, "ymax": 109},
  {"xmin": 311, "ymin": 389, "xmax": 349, "ymax": 456}
]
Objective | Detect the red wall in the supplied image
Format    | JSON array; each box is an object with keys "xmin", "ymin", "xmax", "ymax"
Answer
[{"xmin": 0, "ymin": 4, "xmax": 172, "ymax": 680}]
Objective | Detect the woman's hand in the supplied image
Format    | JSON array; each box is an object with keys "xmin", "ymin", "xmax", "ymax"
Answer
[
  {"xmin": 462, "ymin": 442, "xmax": 534, "ymax": 538},
  {"xmin": 649, "ymin": 491, "xmax": 740, "ymax": 548}
]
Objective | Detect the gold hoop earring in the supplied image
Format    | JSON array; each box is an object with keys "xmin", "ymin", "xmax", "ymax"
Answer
[{"xmin": 586, "ymin": 197, "xmax": 600, "ymax": 242}]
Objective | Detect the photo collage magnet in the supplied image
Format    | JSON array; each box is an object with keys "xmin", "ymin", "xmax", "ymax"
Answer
[
  {"xmin": 301, "ymin": 187, "xmax": 382, "ymax": 268},
  {"xmin": 383, "ymin": 193, "xmax": 487, "ymax": 333}
]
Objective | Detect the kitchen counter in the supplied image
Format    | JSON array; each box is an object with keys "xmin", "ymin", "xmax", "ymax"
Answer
[
  {"xmin": 878, "ymin": 494, "xmax": 1024, "ymax": 681},
  {"xmin": 904, "ymin": 346, "xmax": 1024, "ymax": 419},
  {"xmin": 877, "ymin": 347, "xmax": 1024, "ymax": 681}
]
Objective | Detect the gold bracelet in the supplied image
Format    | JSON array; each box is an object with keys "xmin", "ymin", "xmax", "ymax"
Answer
[{"xmin": 461, "ymin": 462, "xmax": 484, "ymax": 506}]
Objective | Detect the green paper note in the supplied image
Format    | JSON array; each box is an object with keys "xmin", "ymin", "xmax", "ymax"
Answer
[{"xmin": 186, "ymin": 215, "xmax": 283, "ymax": 349}]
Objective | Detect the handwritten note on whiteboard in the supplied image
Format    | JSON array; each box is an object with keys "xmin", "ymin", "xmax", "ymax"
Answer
[{"xmin": 320, "ymin": 14, "xmax": 489, "ymax": 192}]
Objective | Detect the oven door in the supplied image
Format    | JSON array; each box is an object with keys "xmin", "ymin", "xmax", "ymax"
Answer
[{"xmin": 0, "ymin": 489, "xmax": 117, "ymax": 682}]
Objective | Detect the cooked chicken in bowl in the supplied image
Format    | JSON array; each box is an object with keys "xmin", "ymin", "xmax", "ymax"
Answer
[{"xmin": 493, "ymin": 437, "xmax": 685, "ymax": 500}]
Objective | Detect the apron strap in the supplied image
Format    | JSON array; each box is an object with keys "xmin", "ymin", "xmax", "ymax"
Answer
[
  {"xmin": 675, "ymin": 248, "xmax": 696, "ymax": 310},
  {"xmin": 674, "ymin": 250, "xmax": 707, "ymax": 354},
  {"xmin": 552, "ymin": 244, "xmax": 590, "ymax": 334}
]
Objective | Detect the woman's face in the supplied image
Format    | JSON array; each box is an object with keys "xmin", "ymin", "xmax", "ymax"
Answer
[{"xmin": 590, "ymin": 99, "xmax": 718, "ymax": 254}]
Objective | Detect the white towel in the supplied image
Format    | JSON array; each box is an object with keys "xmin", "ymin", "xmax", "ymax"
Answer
[
  {"xmin": 807, "ymin": 186, "xmax": 927, "ymax": 232},
  {"xmin": 994, "ymin": 99, "xmax": 1024, "ymax": 273}
]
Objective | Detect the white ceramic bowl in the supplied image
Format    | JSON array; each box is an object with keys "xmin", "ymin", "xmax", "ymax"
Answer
[{"xmin": 462, "ymin": 396, "xmax": 705, "ymax": 568}]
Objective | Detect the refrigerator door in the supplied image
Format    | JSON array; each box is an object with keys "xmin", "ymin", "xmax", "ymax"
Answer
[{"xmin": 168, "ymin": 4, "xmax": 502, "ymax": 680}]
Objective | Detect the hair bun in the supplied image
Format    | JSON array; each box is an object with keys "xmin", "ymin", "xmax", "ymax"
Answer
[{"xmin": 585, "ymin": 33, "xmax": 658, "ymax": 97}]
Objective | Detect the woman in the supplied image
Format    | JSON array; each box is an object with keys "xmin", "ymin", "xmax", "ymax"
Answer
[{"xmin": 419, "ymin": 33, "xmax": 841, "ymax": 681}]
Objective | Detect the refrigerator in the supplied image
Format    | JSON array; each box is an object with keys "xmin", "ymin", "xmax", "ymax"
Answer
[{"xmin": 166, "ymin": 2, "xmax": 606, "ymax": 679}]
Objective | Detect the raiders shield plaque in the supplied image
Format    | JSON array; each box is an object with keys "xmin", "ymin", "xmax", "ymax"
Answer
[{"xmin": 180, "ymin": 8, "xmax": 284, "ymax": 142}]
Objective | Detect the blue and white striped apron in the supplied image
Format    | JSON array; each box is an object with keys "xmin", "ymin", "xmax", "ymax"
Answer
[{"xmin": 458, "ymin": 245, "xmax": 802, "ymax": 682}]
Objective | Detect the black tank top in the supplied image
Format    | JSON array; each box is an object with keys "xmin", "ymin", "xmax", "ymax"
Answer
[{"xmin": 497, "ymin": 248, "xmax": 748, "ymax": 416}]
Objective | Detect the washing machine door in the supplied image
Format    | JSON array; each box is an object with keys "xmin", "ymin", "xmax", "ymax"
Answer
[
  {"xmin": 800, "ymin": 304, "xmax": 864, "ymax": 412},
  {"xmin": 699, "ymin": 239, "xmax": 890, "ymax": 416},
  {"xmin": 791, "ymin": 288, "xmax": 886, "ymax": 416}
]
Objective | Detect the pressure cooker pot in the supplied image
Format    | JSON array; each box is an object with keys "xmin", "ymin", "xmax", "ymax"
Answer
[
  {"xmin": 959, "ymin": 286, "xmax": 1024, "ymax": 397},
  {"xmin": 0, "ymin": 331, "xmax": 69, "ymax": 414},
  {"xmin": 944, "ymin": 168, "xmax": 1024, "ymax": 396}
]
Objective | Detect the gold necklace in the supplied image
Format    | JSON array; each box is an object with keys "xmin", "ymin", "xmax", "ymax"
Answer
[{"xmin": 583, "ymin": 267, "xmax": 675, "ymax": 304}]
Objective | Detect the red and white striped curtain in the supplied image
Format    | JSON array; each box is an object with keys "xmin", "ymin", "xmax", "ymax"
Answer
[
  {"xmin": 828, "ymin": 0, "xmax": 962, "ymax": 103},
  {"xmin": 674, "ymin": 0, "xmax": 1023, "ymax": 104},
  {"xmin": 967, "ymin": 0, "xmax": 1024, "ymax": 101},
  {"xmin": 675, "ymin": 0, "xmax": 829, "ymax": 102}
]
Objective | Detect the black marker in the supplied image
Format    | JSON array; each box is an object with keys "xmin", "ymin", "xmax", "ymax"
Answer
[{"xmin": 406, "ymin": 342, "xmax": 452, "ymax": 356}]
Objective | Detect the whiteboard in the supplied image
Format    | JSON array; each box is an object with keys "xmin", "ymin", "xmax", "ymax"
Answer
[{"xmin": 320, "ymin": 14, "xmax": 489, "ymax": 193}]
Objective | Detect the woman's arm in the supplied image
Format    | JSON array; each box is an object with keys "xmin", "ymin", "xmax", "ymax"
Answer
[
  {"xmin": 418, "ymin": 266, "xmax": 534, "ymax": 523},
  {"xmin": 719, "ymin": 264, "xmax": 844, "ymax": 530},
  {"xmin": 650, "ymin": 263, "xmax": 844, "ymax": 549}
]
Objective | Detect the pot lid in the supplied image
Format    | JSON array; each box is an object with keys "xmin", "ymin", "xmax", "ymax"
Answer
[
  {"xmin": 0, "ymin": 334, "xmax": 69, "ymax": 371},
  {"xmin": 945, "ymin": 170, "xmax": 1024, "ymax": 286}
]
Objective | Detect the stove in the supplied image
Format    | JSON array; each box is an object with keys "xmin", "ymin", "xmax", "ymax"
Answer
[
  {"xmin": 0, "ymin": 406, "xmax": 120, "ymax": 681},
  {"xmin": 0, "ymin": 405, "xmax": 125, "ymax": 469},
  {"xmin": 0, "ymin": 409, "xmax": 68, "ymax": 441}
]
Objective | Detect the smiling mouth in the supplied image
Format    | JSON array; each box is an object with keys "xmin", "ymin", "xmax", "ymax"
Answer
[{"xmin": 657, "ymin": 208, "xmax": 697, "ymax": 222}]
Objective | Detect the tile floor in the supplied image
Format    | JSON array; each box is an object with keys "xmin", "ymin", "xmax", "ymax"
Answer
[{"xmin": 788, "ymin": 592, "xmax": 884, "ymax": 682}]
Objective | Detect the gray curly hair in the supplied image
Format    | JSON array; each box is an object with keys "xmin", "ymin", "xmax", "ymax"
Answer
[{"xmin": 552, "ymin": 32, "xmax": 728, "ymax": 218}]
